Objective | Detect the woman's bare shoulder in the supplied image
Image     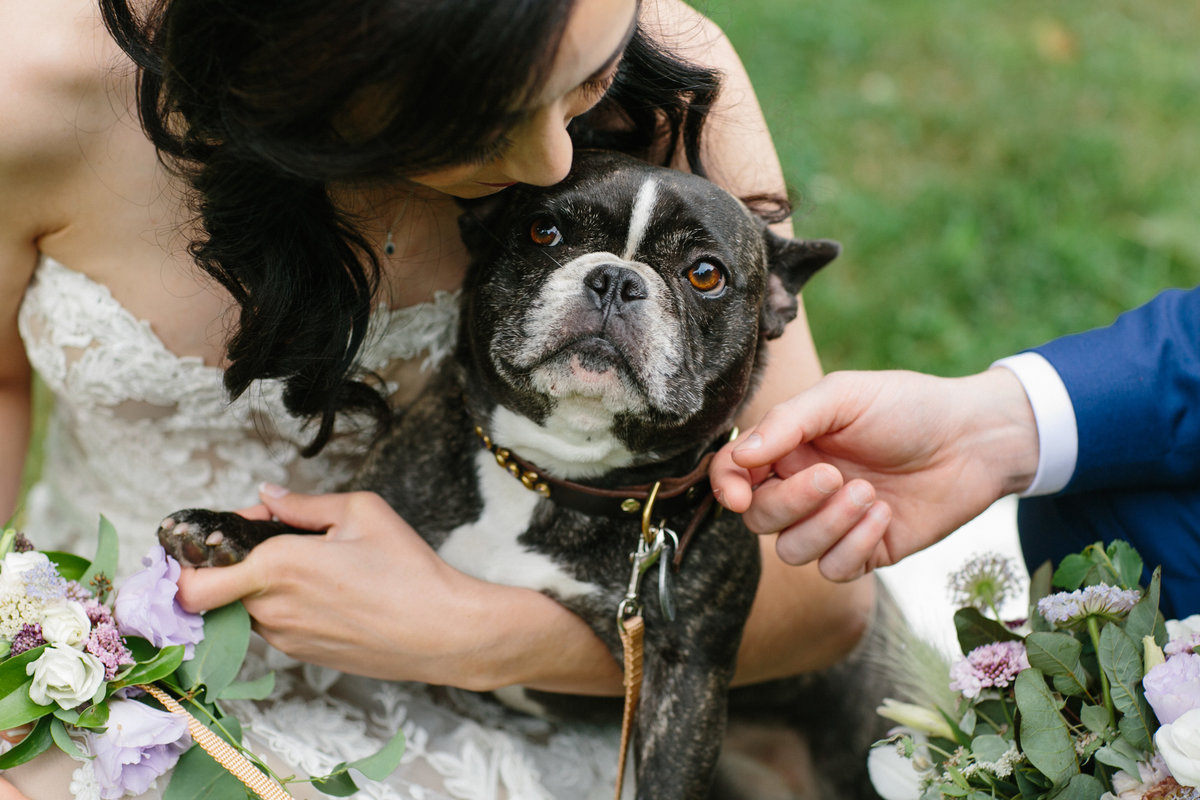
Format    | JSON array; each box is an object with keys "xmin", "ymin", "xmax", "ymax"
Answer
[{"xmin": 0, "ymin": 0, "xmax": 134, "ymax": 182}]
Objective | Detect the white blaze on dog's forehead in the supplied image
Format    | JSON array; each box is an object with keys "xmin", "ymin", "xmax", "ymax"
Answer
[
  {"xmin": 436, "ymin": 450, "xmax": 600, "ymax": 599},
  {"xmin": 622, "ymin": 177, "xmax": 660, "ymax": 261}
]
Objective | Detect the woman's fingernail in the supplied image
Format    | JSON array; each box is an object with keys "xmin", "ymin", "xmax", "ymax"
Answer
[
  {"xmin": 848, "ymin": 482, "xmax": 873, "ymax": 507},
  {"xmin": 812, "ymin": 467, "xmax": 839, "ymax": 495},
  {"xmin": 259, "ymin": 482, "xmax": 289, "ymax": 498},
  {"xmin": 734, "ymin": 433, "xmax": 762, "ymax": 453}
]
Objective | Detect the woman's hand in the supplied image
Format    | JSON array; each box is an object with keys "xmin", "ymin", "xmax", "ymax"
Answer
[
  {"xmin": 174, "ymin": 486, "xmax": 623, "ymax": 694},
  {"xmin": 712, "ymin": 368, "xmax": 1040, "ymax": 581}
]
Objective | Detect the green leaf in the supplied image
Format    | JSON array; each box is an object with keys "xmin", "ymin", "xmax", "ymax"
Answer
[
  {"xmin": 218, "ymin": 672, "xmax": 276, "ymax": 702},
  {"xmin": 43, "ymin": 551, "xmax": 91, "ymax": 583},
  {"xmin": 115, "ymin": 645, "xmax": 186, "ymax": 689},
  {"xmin": 1122, "ymin": 568, "xmax": 1165, "ymax": 645},
  {"xmin": 1014, "ymin": 669, "xmax": 1078, "ymax": 785},
  {"xmin": 0, "ymin": 647, "xmax": 56, "ymax": 730},
  {"xmin": 311, "ymin": 766, "xmax": 360, "ymax": 796},
  {"xmin": 75, "ymin": 702, "xmax": 110, "ymax": 730},
  {"xmin": 176, "ymin": 601, "xmax": 250, "ymax": 703},
  {"xmin": 163, "ymin": 742, "xmax": 254, "ymax": 800},
  {"xmin": 1098, "ymin": 624, "xmax": 1155, "ymax": 749},
  {"xmin": 1079, "ymin": 704, "xmax": 1109, "ymax": 734},
  {"xmin": 1095, "ymin": 742, "xmax": 1141, "ymax": 777},
  {"xmin": 50, "ymin": 716, "xmax": 87, "ymax": 759},
  {"xmin": 1051, "ymin": 773, "xmax": 1105, "ymax": 800},
  {"xmin": 0, "ymin": 716, "xmax": 53, "ymax": 769},
  {"xmin": 1051, "ymin": 553, "xmax": 1093, "ymax": 591},
  {"xmin": 80, "ymin": 515, "xmax": 120, "ymax": 597},
  {"xmin": 970, "ymin": 733, "xmax": 1010, "ymax": 764},
  {"xmin": 953, "ymin": 607, "xmax": 1021, "ymax": 654},
  {"xmin": 1026, "ymin": 632, "xmax": 1091, "ymax": 700},
  {"xmin": 1106, "ymin": 541, "xmax": 1144, "ymax": 589},
  {"xmin": 344, "ymin": 726, "xmax": 406, "ymax": 781}
]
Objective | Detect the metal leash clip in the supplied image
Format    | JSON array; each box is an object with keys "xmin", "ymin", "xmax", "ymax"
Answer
[{"xmin": 616, "ymin": 482, "xmax": 679, "ymax": 630}]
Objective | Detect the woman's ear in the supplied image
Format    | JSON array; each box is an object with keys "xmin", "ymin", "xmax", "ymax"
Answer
[{"xmin": 759, "ymin": 233, "xmax": 839, "ymax": 340}]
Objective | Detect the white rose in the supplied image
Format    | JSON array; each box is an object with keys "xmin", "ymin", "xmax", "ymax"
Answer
[
  {"xmin": 1166, "ymin": 614, "xmax": 1200, "ymax": 640},
  {"xmin": 26, "ymin": 645, "xmax": 106, "ymax": 709},
  {"xmin": 1155, "ymin": 707, "xmax": 1200, "ymax": 787},
  {"xmin": 40, "ymin": 601, "xmax": 91, "ymax": 648},
  {"xmin": 0, "ymin": 552, "xmax": 52, "ymax": 595}
]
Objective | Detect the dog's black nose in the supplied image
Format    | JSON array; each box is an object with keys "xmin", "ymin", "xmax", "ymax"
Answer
[{"xmin": 585, "ymin": 265, "xmax": 648, "ymax": 312}]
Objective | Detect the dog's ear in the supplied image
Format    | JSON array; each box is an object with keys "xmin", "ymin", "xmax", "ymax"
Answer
[
  {"xmin": 760, "ymin": 231, "xmax": 840, "ymax": 340},
  {"xmin": 456, "ymin": 194, "xmax": 512, "ymax": 260}
]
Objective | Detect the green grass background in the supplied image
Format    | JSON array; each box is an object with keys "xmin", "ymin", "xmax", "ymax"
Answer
[{"xmin": 708, "ymin": 0, "xmax": 1200, "ymax": 374}]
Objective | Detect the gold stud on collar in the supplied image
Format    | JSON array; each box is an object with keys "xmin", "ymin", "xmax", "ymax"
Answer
[{"xmin": 620, "ymin": 498, "xmax": 641, "ymax": 514}]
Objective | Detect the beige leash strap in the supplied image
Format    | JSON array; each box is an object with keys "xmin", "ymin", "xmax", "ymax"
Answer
[
  {"xmin": 614, "ymin": 613, "xmax": 644, "ymax": 800},
  {"xmin": 139, "ymin": 683, "xmax": 296, "ymax": 800}
]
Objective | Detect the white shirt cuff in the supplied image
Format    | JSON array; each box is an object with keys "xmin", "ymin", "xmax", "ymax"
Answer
[{"xmin": 991, "ymin": 352, "xmax": 1078, "ymax": 496}]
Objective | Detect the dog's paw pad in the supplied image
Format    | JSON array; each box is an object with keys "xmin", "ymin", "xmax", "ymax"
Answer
[{"xmin": 157, "ymin": 509, "xmax": 253, "ymax": 568}]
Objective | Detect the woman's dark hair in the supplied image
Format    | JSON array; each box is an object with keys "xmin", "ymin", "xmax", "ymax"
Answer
[{"xmin": 99, "ymin": 0, "xmax": 729, "ymax": 455}]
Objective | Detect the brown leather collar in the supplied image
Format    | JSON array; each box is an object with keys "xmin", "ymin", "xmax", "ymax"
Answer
[{"xmin": 472, "ymin": 426, "xmax": 728, "ymax": 568}]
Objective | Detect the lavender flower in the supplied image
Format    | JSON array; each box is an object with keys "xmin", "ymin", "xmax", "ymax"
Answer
[
  {"xmin": 19, "ymin": 560, "xmax": 68, "ymax": 602},
  {"xmin": 85, "ymin": 698, "xmax": 191, "ymax": 799},
  {"xmin": 86, "ymin": 621, "xmax": 135, "ymax": 681},
  {"xmin": 114, "ymin": 546, "xmax": 203, "ymax": 658},
  {"xmin": 1143, "ymin": 653, "xmax": 1200, "ymax": 725},
  {"xmin": 950, "ymin": 641, "xmax": 1030, "ymax": 699},
  {"xmin": 10, "ymin": 623, "xmax": 46, "ymax": 656},
  {"xmin": 1037, "ymin": 584, "xmax": 1142, "ymax": 627}
]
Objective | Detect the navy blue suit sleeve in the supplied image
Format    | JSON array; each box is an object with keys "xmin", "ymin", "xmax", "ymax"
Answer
[{"xmin": 1030, "ymin": 287, "xmax": 1200, "ymax": 493}]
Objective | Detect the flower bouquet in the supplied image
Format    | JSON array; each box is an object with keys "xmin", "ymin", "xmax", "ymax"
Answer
[
  {"xmin": 0, "ymin": 520, "xmax": 405, "ymax": 799},
  {"xmin": 871, "ymin": 540, "xmax": 1200, "ymax": 800}
]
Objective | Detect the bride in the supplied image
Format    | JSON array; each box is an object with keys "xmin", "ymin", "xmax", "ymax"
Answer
[{"xmin": 1, "ymin": 0, "xmax": 881, "ymax": 796}]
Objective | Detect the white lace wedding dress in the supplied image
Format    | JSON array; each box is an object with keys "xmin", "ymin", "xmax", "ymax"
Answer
[{"xmin": 17, "ymin": 258, "xmax": 624, "ymax": 800}]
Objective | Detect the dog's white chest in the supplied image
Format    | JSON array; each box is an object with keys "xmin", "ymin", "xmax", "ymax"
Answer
[{"xmin": 435, "ymin": 450, "xmax": 599, "ymax": 600}]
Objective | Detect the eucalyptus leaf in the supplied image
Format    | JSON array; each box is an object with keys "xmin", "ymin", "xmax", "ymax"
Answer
[
  {"xmin": 1123, "ymin": 568, "xmax": 1165, "ymax": 645},
  {"xmin": 0, "ymin": 716, "xmax": 53, "ymax": 769},
  {"xmin": 1014, "ymin": 669, "xmax": 1078, "ymax": 785},
  {"xmin": 311, "ymin": 767, "xmax": 360, "ymax": 797},
  {"xmin": 970, "ymin": 733, "xmax": 1010, "ymax": 764},
  {"xmin": 1098, "ymin": 624, "xmax": 1155, "ymax": 748},
  {"xmin": 1051, "ymin": 553, "xmax": 1093, "ymax": 591},
  {"xmin": 50, "ymin": 716, "xmax": 87, "ymax": 759},
  {"xmin": 163, "ymin": 741, "xmax": 253, "ymax": 800},
  {"xmin": 1079, "ymin": 704, "xmax": 1109, "ymax": 735},
  {"xmin": 79, "ymin": 515, "xmax": 120, "ymax": 598},
  {"xmin": 954, "ymin": 607, "xmax": 1021, "ymax": 654},
  {"xmin": 1026, "ymin": 632, "xmax": 1090, "ymax": 699},
  {"xmin": 1051, "ymin": 772, "xmax": 1105, "ymax": 800},
  {"xmin": 1028, "ymin": 559, "xmax": 1054, "ymax": 631},
  {"xmin": 218, "ymin": 672, "xmax": 276, "ymax": 702},
  {"xmin": 1107, "ymin": 541, "xmax": 1144, "ymax": 589},
  {"xmin": 1095, "ymin": 743, "xmax": 1141, "ymax": 776},
  {"xmin": 176, "ymin": 601, "xmax": 250, "ymax": 703},
  {"xmin": 344, "ymin": 726, "xmax": 406, "ymax": 781}
]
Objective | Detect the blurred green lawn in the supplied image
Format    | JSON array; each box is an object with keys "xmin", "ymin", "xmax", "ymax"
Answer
[{"xmin": 708, "ymin": 0, "xmax": 1200, "ymax": 374}]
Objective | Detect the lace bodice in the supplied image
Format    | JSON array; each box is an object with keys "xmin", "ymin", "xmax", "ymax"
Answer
[
  {"xmin": 18, "ymin": 258, "xmax": 461, "ymax": 575},
  {"xmin": 15, "ymin": 258, "xmax": 620, "ymax": 800}
]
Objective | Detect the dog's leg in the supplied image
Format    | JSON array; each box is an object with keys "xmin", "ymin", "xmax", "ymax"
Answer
[{"xmin": 157, "ymin": 508, "xmax": 311, "ymax": 567}]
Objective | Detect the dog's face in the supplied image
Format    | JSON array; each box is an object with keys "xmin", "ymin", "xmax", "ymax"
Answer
[{"xmin": 458, "ymin": 151, "xmax": 837, "ymax": 476}]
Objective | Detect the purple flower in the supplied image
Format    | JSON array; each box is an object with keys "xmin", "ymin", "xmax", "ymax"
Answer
[
  {"xmin": 82, "ymin": 598, "xmax": 115, "ymax": 627},
  {"xmin": 10, "ymin": 623, "xmax": 46, "ymax": 656},
  {"xmin": 1165, "ymin": 633, "xmax": 1200, "ymax": 659},
  {"xmin": 1143, "ymin": 653, "xmax": 1200, "ymax": 725},
  {"xmin": 86, "ymin": 621, "xmax": 135, "ymax": 680},
  {"xmin": 85, "ymin": 698, "xmax": 191, "ymax": 799},
  {"xmin": 114, "ymin": 546, "xmax": 203, "ymax": 658},
  {"xmin": 950, "ymin": 641, "xmax": 1031, "ymax": 699}
]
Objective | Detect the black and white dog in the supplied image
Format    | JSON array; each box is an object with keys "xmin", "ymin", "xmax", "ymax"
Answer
[{"xmin": 160, "ymin": 151, "xmax": 891, "ymax": 799}]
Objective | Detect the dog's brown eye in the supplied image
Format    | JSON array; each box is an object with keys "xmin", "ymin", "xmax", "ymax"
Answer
[
  {"xmin": 686, "ymin": 261, "xmax": 725, "ymax": 294},
  {"xmin": 530, "ymin": 220, "xmax": 563, "ymax": 247}
]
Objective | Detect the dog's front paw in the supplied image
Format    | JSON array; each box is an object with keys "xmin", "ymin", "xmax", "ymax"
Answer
[{"xmin": 157, "ymin": 509, "xmax": 286, "ymax": 567}]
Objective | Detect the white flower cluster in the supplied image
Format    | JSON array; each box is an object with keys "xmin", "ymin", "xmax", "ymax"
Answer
[
  {"xmin": 1, "ymin": 551, "xmax": 106, "ymax": 709},
  {"xmin": 1036, "ymin": 583, "xmax": 1142, "ymax": 626}
]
